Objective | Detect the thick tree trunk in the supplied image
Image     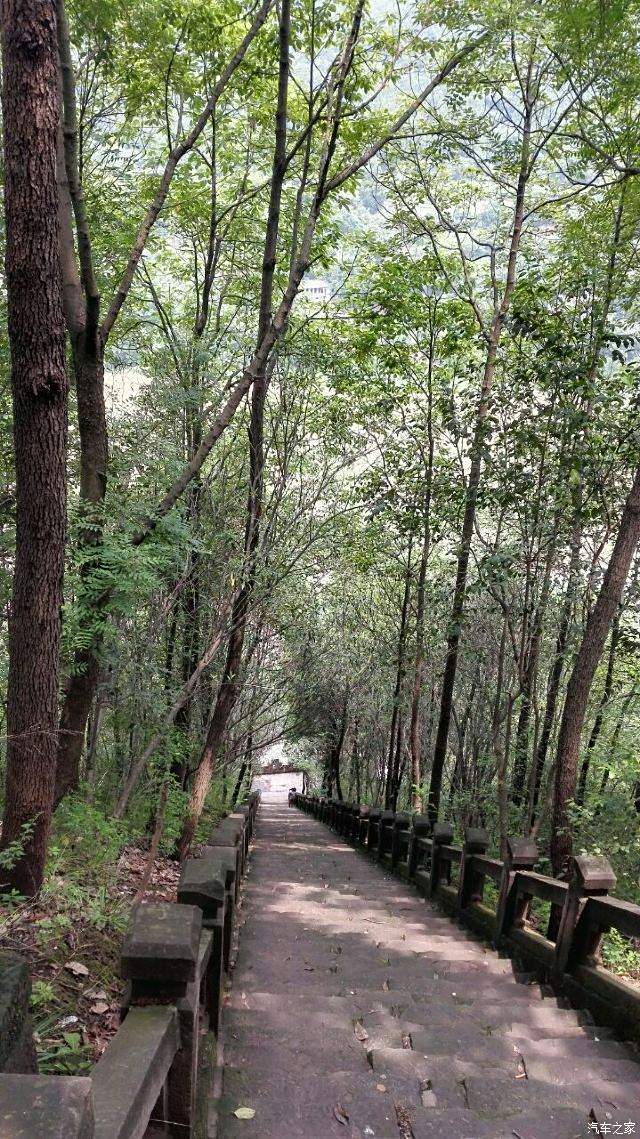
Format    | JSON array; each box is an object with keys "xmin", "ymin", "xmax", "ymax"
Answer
[
  {"xmin": 1, "ymin": 0, "xmax": 69, "ymax": 895},
  {"xmin": 54, "ymin": 0, "xmax": 107, "ymax": 805},
  {"xmin": 550, "ymin": 465, "xmax": 640, "ymax": 875}
]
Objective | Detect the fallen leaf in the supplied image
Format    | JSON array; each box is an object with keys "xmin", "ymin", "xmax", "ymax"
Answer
[
  {"xmin": 354, "ymin": 1021, "xmax": 369, "ymax": 1042},
  {"xmin": 65, "ymin": 961, "xmax": 89, "ymax": 977},
  {"xmin": 333, "ymin": 1104, "xmax": 349, "ymax": 1126},
  {"xmin": 90, "ymin": 1002, "xmax": 110, "ymax": 1015},
  {"xmin": 233, "ymin": 1107, "xmax": 255, "ymax": 1119}
]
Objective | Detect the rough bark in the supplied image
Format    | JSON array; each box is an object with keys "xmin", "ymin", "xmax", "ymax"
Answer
[{"xmin": 1, "ymin": 0, "xmax": 69, "ymax": 895}]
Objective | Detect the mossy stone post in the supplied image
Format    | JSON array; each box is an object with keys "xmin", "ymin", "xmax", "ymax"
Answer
[
  {"xmin": 0, "ymin": 952, "xmax": 37, "ymax": 1074},
  {"xmin": 0, "ymin": 1075, "xmax": 94, "ymax": 1137},
  {"xmin": 554, "ymin": 855, "xmax": 617, "ymax": 982},
  {"xmin": 494, "ymin": 838, "xmax": 538, "ymax": 949},
  {"xmin": 349, "ymin": 804, "xmax": 362, "ymax": 843},
  {"xmin": 367, "ymin": 808, "xmax": 382, "ymax": 854},
  {"xmin": 428, "ymin": 823, "xmax": 454, "ymax": 899},
  {"xmin": 358, "ymin": 806, "xmax": 370, "ymax": 846},
  {"xmin": 407, "ymin": 815, "xmax": 431, "ymax": 881},
  {"xmin": 458, "ymin": 827, "xmax": 490, "ymax": 915},
  {"xmin": 390, "ymin": 813, "xmax": 411, "ymax": 870},
  {"xmin": 178, "ymin": 853, "xmax": 227, "ymax": 1037},
  {"xmin": 377, "ymin": 810, "xmax": 396, "ymax": 862},
  {"xmin": 121, "ymin": 903, "xmax": 202, "ymax": 1135}
]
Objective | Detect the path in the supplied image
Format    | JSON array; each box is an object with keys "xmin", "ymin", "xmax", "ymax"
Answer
[{"xmin": 215, "ymin": 804, "xmax": 639, "ymax": 1139}]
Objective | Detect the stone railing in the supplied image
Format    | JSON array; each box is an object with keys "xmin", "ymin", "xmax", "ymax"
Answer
[
  {"xmin": 0, "ymin": 791, "xmax": 260, "ymax": 1138},
  {"xmin": 294, "ymin": 793, "xmax": 640, "ymax": 1045}
]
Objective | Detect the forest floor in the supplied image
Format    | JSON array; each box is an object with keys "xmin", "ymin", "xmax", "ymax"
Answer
[{"xmin": 0, "ymin": 844, "xmax": 179, "ymax": 1073}]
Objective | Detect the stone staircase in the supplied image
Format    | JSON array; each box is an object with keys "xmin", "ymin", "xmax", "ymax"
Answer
[{"xmin": 213, "ymin": 805, "xmax": 639, "ymax": 1139}]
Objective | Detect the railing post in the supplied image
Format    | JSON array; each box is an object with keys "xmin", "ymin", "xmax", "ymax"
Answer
[
  {"xmin": 358, "ymin": 806, "xmax": 370, "ymax": 846},
  {"xmin": 0, "ymin": 1075, "xmax": 94, "ymax": 1137},
  {"xmin": 407, "ymin": 815, "xmax": 431, "ymax": 881},
  {"xmin": 457, "ymin": 827, "xmax": 490, "ymax": 914},
  {"xmin": 366, "ymin": 808, "xmax": 381, "ymax": 854},
  {"xmin": 428, "ymin": 823, "xmax": 454, "ymax": 898},
  {"xmin": 554, "ymin": 855, "xmax": 617, "ymax": 981},
  {"xmin": 391, "ymin": 813, "xmax": 411, "ymax": 871},
  {"xmin": 494, "ymin": 837, "xmax": 538, "ymax": 948},
  {"xmin": 377, "ymin": 810, "xmax": 396, "ymax": 862},
  {"xmin": 338, "ymin": 802, "xmax": 350, "ymax": 836},
  {"xmin": 349, "ymin": 804, "xmax": 361, "ymax": 843},
  {"xmin": 0, "ymin": 952, "xmax": 38, "ymax": 1074},
  {"xmin": 208, "ymin": 817, "xmax": 244, "ymax": 885},
  {"xmin": 178, "ymin": 854, "xmax": 227, "ymax": 1038},
  {"xmin": 121, "ymin": 902, "xmax": 202, "ymax": 1136}
]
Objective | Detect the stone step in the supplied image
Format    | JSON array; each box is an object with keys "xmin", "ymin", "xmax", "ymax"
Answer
[
  {"xmin": 371, "ymin": 1026, "xmax": 522, "ymax": 1064},
  {"xmin": 367, "ymin": 1048, "xmax": 640, "ymax": 1116},
  {"xmin": 224, "ymin": 1038, "xmax": 369, "ymax": 1076},
  {"xmin": 405, "ymin": 1104, "xmax": 589, "ymax": 1139},
  {"xmin": 357, "ymin": 1003, "xmax": 607, "ymax": 1048},
  {"xmin": 399, "ymin": 1025, "xmax": 630, "ymax": 1064},
  {"xmin": 512, "ymin": 1034, "xmax": 634, "ymax": 1062},
  {"xmin": 522, "ymin": 1052, "xmax": 640, "ymax": 1086},
  {"xmin": 461, "ymin": 1072, "xmax": 640, "ymax": 1117},
  {"xmin": 367, "ymin": 1044, "xmax": 516, "ymax": 1089},
  {"xmin": 334, "ymin": 986, "xmax": 557, "ymax": 1014},
  {"xmin": 347, "ymin": 991, "xmax": 588, "ymax": 1029},
  {"xmin": 224, "ymin": 1006, "xmax": 353, "ymax": 1041},
  {"xmin": 218, "ymin": 1065, "xmax": 404, "ymax": 1137}
]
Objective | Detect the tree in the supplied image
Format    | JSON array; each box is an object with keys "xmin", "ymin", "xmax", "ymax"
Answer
[{"xmin": 1, "ymin": 0, "xmax": 69, "ymax": 894}]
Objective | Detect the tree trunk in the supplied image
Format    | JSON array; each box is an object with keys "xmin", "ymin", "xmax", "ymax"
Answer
[
  {"xmin": 526, "ymin": 518, "xmax": 582, "ymax": 831},
  {"xmin": 575, "ymin": 608, "xmax": 621, "ymax": 805},
  {"xmin": 177, "ymin": 0, "xmax": 290, "ymax": 857},
  {"xmin": 428, "ymin": 79, "xmax": 533, "ymax": 822},
  {"xmin": 385, "ymin": 545, "xmax": 412, "ymax": 808},
  {"xmin": 54, "ymin": 0, "xmax": 107, "ymax": 805},
  {"xmin": 52, "ymin": 0, "xmax": 272, "ymax": 805},
  {"xmin": 409, "ymin": 323, "xmax": 435, "ymax": 811},
  {"xmin": 1, "ymin": 0, "xmax": 69, "ymax": 895},
  {"xmin": 550, "ymin": 464, "xmax": 640, "ymax": 875}
]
